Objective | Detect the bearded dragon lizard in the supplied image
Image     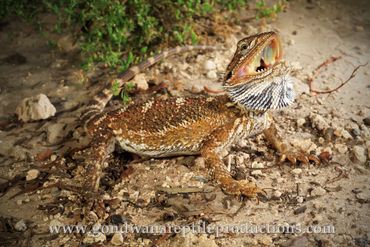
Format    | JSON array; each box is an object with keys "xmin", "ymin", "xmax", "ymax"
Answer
[{"xmin": 79, "ymin": 31, "xmax": 319, "ymax": 198}]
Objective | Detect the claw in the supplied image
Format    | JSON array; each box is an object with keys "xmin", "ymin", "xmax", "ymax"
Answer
[
  {"xmin": 281, "ymin": 151, "xmax": 320, "ymax": 166},
  {"xmin": 308, "ymin": 154, "xmax": 320, "ymax": 165},
  {"xmin": 286, "ymin": 154, "xmax": 297, "ymax": 165}
]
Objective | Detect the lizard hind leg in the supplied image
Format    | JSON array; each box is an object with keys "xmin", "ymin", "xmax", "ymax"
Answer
[
  {"xmin": 201, "ymin": 121, "xmax": 264, "ymax": 199},
  {"xmin": 263, "ymin": 123, "xmax": 320, "ymax": 165}
]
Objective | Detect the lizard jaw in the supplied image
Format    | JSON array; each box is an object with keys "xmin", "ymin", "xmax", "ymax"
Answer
[
  {"xmin": 223, "ymin": 32, "xmax": 295, "ymax": 111},
  {"xmin": 224, "ymin": 31, "xmax": 282, "ymax": 86},
  {"xmin": 241, "ymin": 37, "xmax": 281, "ymax": 76}
]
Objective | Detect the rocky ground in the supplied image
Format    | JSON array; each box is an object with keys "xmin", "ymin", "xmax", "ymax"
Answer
[{"xmin": 0, "ymin": 0, "xmax": 369, "ymax": 246}]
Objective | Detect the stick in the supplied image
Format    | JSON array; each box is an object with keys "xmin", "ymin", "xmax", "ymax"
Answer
[
  {"xmin": 307, "ymin": 56, "xmax": 342, "ymax": 92},
  {"xmin": 310, "ymin": 62, "xmax": 367, "ymax": 94}
]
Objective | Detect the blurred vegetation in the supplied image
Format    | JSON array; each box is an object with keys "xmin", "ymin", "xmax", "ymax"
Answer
[{"xmin": 0, "ymin": 0, "xmax": 283, "ymax": 71}]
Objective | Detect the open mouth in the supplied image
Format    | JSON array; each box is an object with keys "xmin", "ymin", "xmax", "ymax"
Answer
[{"xmin": 236, "ymin": 38, "xmax": 281, "ymax": 78}]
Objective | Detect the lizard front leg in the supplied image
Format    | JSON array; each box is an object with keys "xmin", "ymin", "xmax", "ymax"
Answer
[
  {"xmin": 78, "ymin": 131, "xmax": 115, "ymax": 192},
  {"xmin": 263, "ymin": 122, "xmax": 320, "ymax": 165},
  {"xmin": 201, "ymin": 120, "xmax": 264, "ymax": 198}
]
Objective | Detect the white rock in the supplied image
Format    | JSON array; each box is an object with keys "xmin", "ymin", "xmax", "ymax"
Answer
[
  {"xmin": 291, "ymin": 168, "xmax": 302, "ymax": 176},
  {"xmin": 251, "ymin": 170, "xmax": 263, "ymax": 177},
  {"xmin": 251, "ymin": 161, "xmax": 265, "ymax": 169},
  {"xmin": 273, "ymin": 190, "xmax": 282, "ymax": 198},
  {"xmin": 47, "ymin": 123, "xmax": 66, "ymax": 144},
  {"xmin": 287, "ymin": 38, "xmax": 295, "ymax": 45},
  {"xmin": 235, "ymin": 155, "xmax": 244, "ymax": 166},
  {"xmin": 310, "ymin": 113, "xmax": 329, "ymax": 131},
  {"xmin": 203, "ymin": 60, "xmax": 217, "ymax": 70},
  {"xmin": 297, "ymin": 196, "xmax": 304, "ymax": 203},
  {"xmin": 311, "ymin": 187, "xmax": 326, "ymax": 196},
  {"xmin": 83, "ymin": 232, "xmax": 106, "ymax": 244},
  {"xmin": 296, "ymin": 118, "xmax": 306, "ymax": 127},
  {"xmin": 197, "ymin": 234, "xmax": 218, "ymax": 247},
  {"xmin": 356, "ymin": 192, "xmax": 369, "ymax": 202},
  {"xmin": 342, "ymin": 130, "xmax": 353, "ymax": 139},
  {"xmin": 16, "ymin": 94, "xmax": 56, "ymax": 122},
  {"xmin": 318, "ymin": 137, "xmax": 325, "ymax": 144},
  {"xmin": 194, "ymin": 157, "xmax": 205, "ymax": 168},
  {"xmin": 258, "ymin": 235, "xmax": 272, "ymax": 246},
  {"xmin": 131, "ymin": 73, "xmax": 148, "ymax": 91},
  {"xmin": 334, "ymin": 144, "xmax": 348, "ymax": 154},
  {"xmin": 355, "ymin": 25, "xmax": 364, "ymax": 32},
  {"xmin": 15, "ymin": 219, "xmax": 27, "ymax": 231},
  {"xmin": 237, "ymin": 139, "xmax": 248, "ymax": 148},
  {"xmin": 352, "ymin": 146, "xmax": 367, "ymax": 164},
  {"xmin": 26, "ymin": 169, "xmax": 40, "ymax": 181},
  {"xmin": 334, "ymin": 127, "xmax": 352, "ymax": 139},
  {"xmin": 313, "ymin": 214, "xmax": 323, "ymax": 222},
  {"xmin": 111, "ymin": 232, "xmax": 124, "ymax": 245},
  {"xmin": 206, "ymin": 70, "xmax": 218, "ymax": 79},
  {"xmin": 290, "ymin": 138, "xmax": 317, "ymax": 153}
]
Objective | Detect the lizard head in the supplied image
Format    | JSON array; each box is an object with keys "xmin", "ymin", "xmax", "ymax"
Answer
[{"xmin": 223, "ymin": 31, "xmax": 295, "ymax": 111}]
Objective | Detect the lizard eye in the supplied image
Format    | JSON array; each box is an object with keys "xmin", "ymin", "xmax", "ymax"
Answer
[{"xmin": 240, "ymin": 44, "xmax": 248, "ymax": 50}]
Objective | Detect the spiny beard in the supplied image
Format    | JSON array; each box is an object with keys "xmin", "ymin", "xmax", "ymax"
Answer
[{"xmin": 225, "ymin": 73, "xmax": 295, "ymax": 111}]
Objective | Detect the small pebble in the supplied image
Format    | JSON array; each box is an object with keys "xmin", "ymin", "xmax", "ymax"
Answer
[
  {"xmin": 206, "ymin": 70, "xmax": 218, "ymax": 79},
  {"xmin": 111, "ymin": 232, "xmax": 124, "ymax": 246},
  {"xmin": 342, "ymin": 130, "xmax": 353, "ymax": 139},
  {"xmin": 203, "ymin": 60, "xmax": 217, "ymax": 70},
  {"xmin": 297, "ymin": 196, "xmax": 304, "ymax": 203},
  {"xmin": 311, "ymin": 187, "xmax": 326, "ymax": 196},
  {"xmin": 352, "ymin": 146, "xmax": 367, "ymax": 164},
  {"xmin": 83, "ymin": 232, "xmax": 106, "ymax": 244},
  {"xmin": 363, "ymin": 117, "xmax": 370, "ymax": 126},
  {"xmin": 294, "ymin": 205, "xmax": 307, "ymax": 215},
  {"xmin": 251, "ymin": 170, "xmax": 263, "ymax": 177},
  {"xmin": 296, "ymin": 118, "xmax": 306, "ymax": 127},
  {"xmin": 273, "ymin": 190, "xmax": 282, "ymax": 199},
  {"xmin": 50, "ymin": 155, "xmax": 57, "ymax": 161},
  {"xmin": 258, "ymin": 236, "xmax": 272, "ymax": 246},
  {"xmin": 310, "ymin": 114, "xmax": 329, "ymax": 131},
  {"xmin": 291, "ymin": 168, "xmax": 302, "ymax": 176},
  {"xmin": 131, "ymin": 73, "xmax": 149, "ymax": 91},
  {"xmin": 15, "ymin": 219, "xmax": 27, "ymax": 231},
  {"xmin": 287, "ymin": 38, "xmax": 295, "ymax": 45},
  {"xmin": 318, "ymin": 137, "xmax": 325, "ymax": 144},
  {"xmin": 26, "ymin": 169, "xmax": 40, "ymax": 181},
  {"xmin": 355, "ymin": 25, "xmax": 364, "ymax": 32},
  {"xmin": 351, "ymin": 127, "xmax": 361, "ymax": 137},
  {"xmin": 356, "ymin": 192, "xmax": 369, "ymax": 203},
  {"xmin": 251, "ymin": 161, "xmax": 265, "ymax": 169},
  {"xmin": 335, "ymin": 144, "xmax": 348, "ymax": 154},
  {"xmin": 237, "ymin": 139, "xmax": 247, "ymax": 148}
]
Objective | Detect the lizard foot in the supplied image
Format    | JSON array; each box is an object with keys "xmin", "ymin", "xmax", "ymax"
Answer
[
  {"xmin": 280, "ymin": 150, "xmax": 320, "ymax": 165},
  {"xmin": 222, "ymin": 180, "xmax": 265, "ymax": 199}
]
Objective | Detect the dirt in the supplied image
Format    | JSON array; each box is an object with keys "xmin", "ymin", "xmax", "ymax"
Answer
[{"xmin": 0, "ymin": 0, "xmax": 370, "ymax": 246}]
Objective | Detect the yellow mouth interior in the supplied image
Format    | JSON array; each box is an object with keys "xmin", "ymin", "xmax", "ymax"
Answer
[{"xmin": 236, "ymin": 38, "xmax": 281, "ymax": 77}]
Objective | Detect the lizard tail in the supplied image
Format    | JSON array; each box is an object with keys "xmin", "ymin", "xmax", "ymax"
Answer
[{"xmin": 81, "ymin": 45, "xmax": 215, "ymax": 132}]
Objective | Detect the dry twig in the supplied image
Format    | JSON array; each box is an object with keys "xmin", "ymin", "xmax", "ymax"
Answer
[
  {"xmin": 307, "ymin": 56, "xmax": 342, "ymax": 91},
  {"xmin": 308, "ymin": 55, "xmax": 367, "ymax": 94}
]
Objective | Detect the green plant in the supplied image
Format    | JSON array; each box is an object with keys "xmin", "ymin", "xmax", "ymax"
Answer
[
  {"xmin": 112, "ymin": 80, "xmax": 135, "ymax": 104},
  {"xmin": 1, "ymin": 0, "xmax": 253, "ymax": 71},
  {"xmin": 256, "ymin": 0, "xmax": 285, "ymax": 19}
]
